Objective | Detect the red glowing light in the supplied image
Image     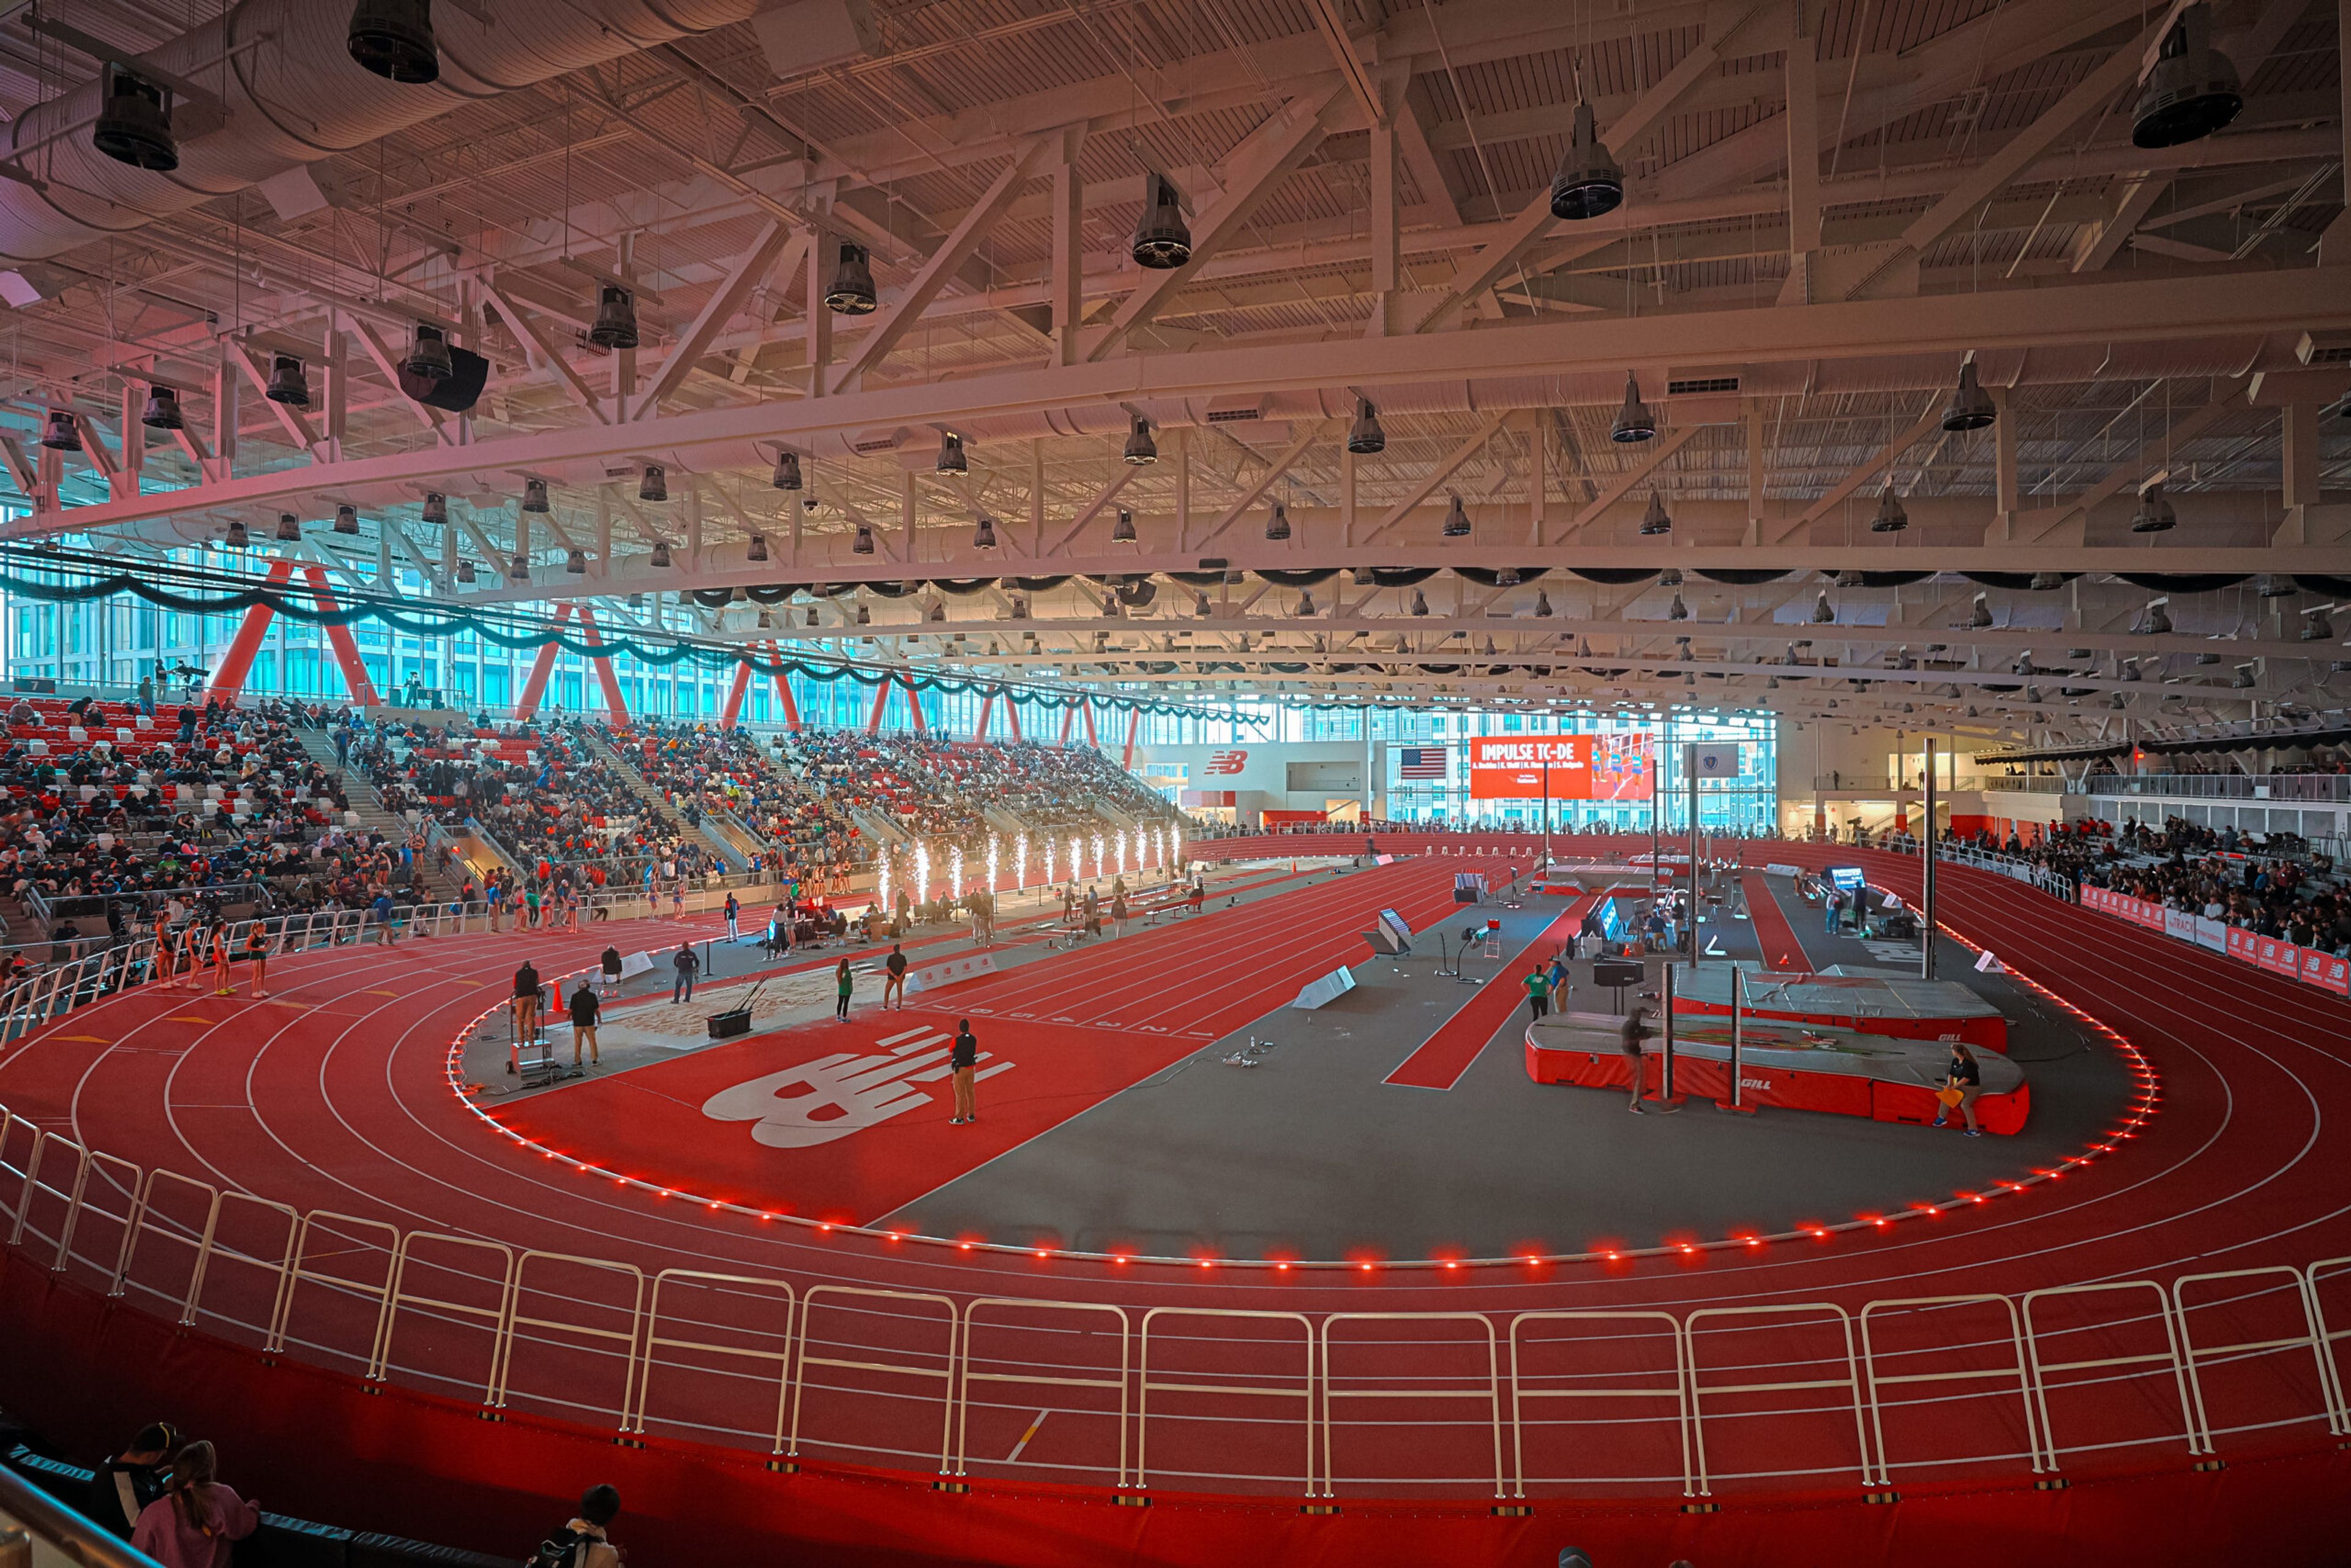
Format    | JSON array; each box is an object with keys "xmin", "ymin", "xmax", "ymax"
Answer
[{"xmin": 1357, "ymin": 1262, "xmax": 1373, "ymax": 1272}]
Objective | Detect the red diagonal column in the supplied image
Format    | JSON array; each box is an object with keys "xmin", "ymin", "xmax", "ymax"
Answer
[
  {"xmin": 1080, "ymin": 696, "xmax": 1098, "ymax": 747},
  {"xmin": 299, "ymin": 565, "xmax": 383, "ymax": 707},
  {"xmin": 1122, "ymin": 705, "xmax": 1140, "ymax": 769},
  {"xmin": 763, "ymin": 642, "xmax": 802, "ymax": 730},
  {"xmin": 719, "ymin": 660, "xmax": 752, "ymax": 728},
  {"xmin": 973, "ymin": 691, "xmax": 996, "ymax": 741},
  {"xmin": 904, "ymin": 676, "xmax": 927, "ymax": 734},
  {"xmin": 1003, "ymin": 691, "xmax": 1022, "ymax": 742},
  {"xmin": 512, "ymin": 603, "xmax": 574, "ymax": 721},
  {"xmin": 574, "ymin": 607, "xmax": 629, "ymax": 724},
  {"xmin": 206, "ymin": 559, "xmax": 296, "ymax": 704}
]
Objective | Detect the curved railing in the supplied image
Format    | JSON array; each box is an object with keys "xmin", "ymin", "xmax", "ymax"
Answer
[{"xmin": 1, "ymin": 844, "xmax": 2346, "ymax": 1503}]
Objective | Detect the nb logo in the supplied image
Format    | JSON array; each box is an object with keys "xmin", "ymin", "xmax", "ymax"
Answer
[
  {"xmin": 702, "ymin": 1028, "xmax": 1010, "ymax": 1148},
  {"xmin": 1205, "ymin": 749, "xmax": 1248, "ymax": 776}
]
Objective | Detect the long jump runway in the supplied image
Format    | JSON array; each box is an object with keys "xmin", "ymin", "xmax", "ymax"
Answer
[{"xmin": 7, "ymin": 838, "xmax": 2351, "ymax": 1531}]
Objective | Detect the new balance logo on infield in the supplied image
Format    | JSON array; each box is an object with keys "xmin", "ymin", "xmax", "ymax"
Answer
[{"xmin": 701, "ymin": 1027, "xmax": 1014, "ymax": 1147}]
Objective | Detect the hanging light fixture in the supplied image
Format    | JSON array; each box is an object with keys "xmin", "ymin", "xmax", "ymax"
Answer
[
  {"xmin": 2302, "ymin": 606, "xmax": 2336, "ymax": 641},
  {"xmin": 1871, "ymin": 486, "xmax": 1909, "ymax": 533},
  {"xmin": 589, "ymin": 284, "xmax": 639, "ymax": 351},
  {"xmin": 2028, "ymin": 571, "xmax": 2066, "ymax": 591},
  {"xmin": 1495, "ymin": 566, "xmax": 1523, "ymax": 587},
  {"xmin": 2257, "ymin": 573, "xmax": 2295, "ymax": 598},
  {"xmin": 639, "ymin": 464, "xmax": 667, "ymax": 503},
  {"xmin": 421, "ymin": 492, "xmax": 448, "ymax": 527},
  {"xmin": 1298, "ymin": 590, "xmax": 1318, "ymax": 617},
  {"xmin": 855, "ymin": 602, "xmax": 872, "ymax": 626},
  {"xmin": 1410, "ymin": 589, "xmax": 1430, "ymax": 617},
  {"xmin": 936, "ymin": 431, "xmax": 968, "ymax": 474},
  {"xmin": 224, "ymin": 519, "xmax": 249, "ymax": 548},
  {"xmin": 37, "ymin": 409, "xmax": 76, "ymax": 450},
  {"xmin": 1611, "ymin": 372, "xmax": 1657, "ymax": 443},
  {"xmin": 522, "ymin": 478, "xmax": 550, "ymax": 512},
  {"xmin": 348, "ymin": 0, "xmax": 440, "ymax": 83},
  {"xmin": 1638, "ymin": 491, "xmax": 1672, "ymax": 536},
  {"xmin": 927, "ymin": 599, "xmax": 947, "ymax": 624},
  {"xmin": 2232, "ymin": 663, "xmax": 2256, "ymax": 689},
  {"xmin": 1812, "ymin": 590, "xmax": 1835, "ymax": 625},
  {"xmin": 1942, "ymin": 359, "xmax": 1997, "ymax": 432},
  {"xmin": 456, "ymin": 559, "xmax": 476, "ymax": 584},
  {"xmin": 264, "ymin": 354, "xmax": 310, "ymax": 407},
  {"xmin": 852, "ymin": 522, "xmax": 875, "ymax": 555},
  {"xmin": 1265, "ymin": 501, "xmax": 1291, "ymax": 542},
  {"xmin": 334, "ymin": 504, "xmax": 360, "ymax": 536},
  {"xmin": 403, "ymin": 322, "xmax": 452, "ymax": 382},
  {"xmin": 2129, "ymin": 482, "xmax": 2177, "ymax": 534},
  {"xmin": 804, "ymin": 605, "xmax": 819, "ymax": 627},
  {"xmin": 275, "ymin": 513, "xmax": 300, "ymax": 542},
  {"xmin": 140, "ymin": 385, "xmax": 182, "ymax": 430},
  {"xmin": 972, "ymin": 516, "xmax": 999, "ymax": 550},
  {"xmin": 1123, "ymin": 415, "xmax": 1158, "ymax": 465},
  {"xmin": 508, "ymin": 553, "xmax": 531, "ymax": 580},
  {"xmin": 1965, "ymin": 593, "xmax": 1993, "ymax": 629},
  {"xmin": 93, "ymin": 66, "xmax": 177, "ymax": 171},
  {"xmin": 1659, "ymin": 568, "xmax": 1684, "ymax": 587},
  {"xmin": 1440, "ymin": 493, "xmax": 1471, "ymax": 538},
  {"xmin": 1668, "ymin": 591, "xmax": 1689, "ymax": 621},
  {"xmin": 2132, "ymin": 3, "xmax": 2243, "ymax": 149},
  {"xmin": 1013, "ymin": 595, "xmax": 1032, "ymax": 620},
  {"xmin": 773, "ymin": 451, "xmax": 803, "ymax": 490},
  {"xmin": 2140, "ymin": 598, "xmax": 2173, "ymax": 634},
  {"xmin": 1549, "ymin": 96, "xmax": 1624, "ymax": 220},
  {"xmin": 824, "ymin": 242, "xmax": 878, "ymax": 314},
  {"xmin": 747, "ymin": 533, "xmax": 769, "ymax": 563},
  {"xmin": 1131, "ymin": 173, "xmax": 1192, "ymax": 268},
  {"xmin": 1346, "ymin": 396, "xmax": 1386, "ymax": 455},
  {"xmin": 1534, "ymin": 590, "xmax": 1553, "ymax": 618},
  {"xmin": 565, "ymin": 548, "xmax": 587, "ymax": 574}
]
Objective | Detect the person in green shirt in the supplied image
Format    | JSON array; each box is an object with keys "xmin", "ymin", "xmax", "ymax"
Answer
[
  {"xmin": 834, "ymin": 957, "xmax": 854, "ymax": 1020},
  {"xmin": 1523, "ymin": 964, "xmax": 1551, "ymax": 1022}
]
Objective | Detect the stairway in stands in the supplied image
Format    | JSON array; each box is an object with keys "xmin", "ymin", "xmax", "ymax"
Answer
[
  {"xmin": 579, "ymin": 729, "xmax": 762, "ymax": 869},
  {"xmin": 293, "ymin": 726, "xmax": 465, "ymax": 900}
]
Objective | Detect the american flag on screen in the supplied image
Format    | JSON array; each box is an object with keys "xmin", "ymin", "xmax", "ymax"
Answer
[{"xmin": 1397, "ymin": 746, "xmax": 1449, "ymax": 780}]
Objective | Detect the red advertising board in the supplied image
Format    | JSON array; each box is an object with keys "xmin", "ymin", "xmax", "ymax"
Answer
[
  {"xmin": 1468, "ymin": 733, "xmax": 1652, "ymax": 801},
  {"xmin": 2227, "ymin": 926, "xmax": 2260, "ymax": 963}
]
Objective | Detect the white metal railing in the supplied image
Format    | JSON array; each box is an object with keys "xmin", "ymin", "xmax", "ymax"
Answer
[
  {"xmin": 8, "ymin": 1066, "xmax": 2351, "ymax": 1498},
  {"xmin": 2084, "ymin": 773, "xmax": 2351, "ymax": 803}
]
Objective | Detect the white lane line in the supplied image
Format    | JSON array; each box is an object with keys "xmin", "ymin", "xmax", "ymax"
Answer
[{"xmin": 1005, "ymin": 1408, "xmax": 1050, "ymax": 1462}]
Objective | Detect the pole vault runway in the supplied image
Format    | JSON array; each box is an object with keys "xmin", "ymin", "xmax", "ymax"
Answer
[{"xmin": 6, "ymin": 837, "xmax": 2351, "ymax": 1540}]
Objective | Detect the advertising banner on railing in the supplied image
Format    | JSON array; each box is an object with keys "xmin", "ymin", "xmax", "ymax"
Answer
[
  {"xmin": 2164, "ymin": 908, "xmax": 2200, "ymax": 945},
  {"xmin": 2195, "ymin": 915, "xmax": 2228, "ymax": 953},
  {"xmin": 2228, "ymin": 926, "xmax": 2260, "ymax": 964}
]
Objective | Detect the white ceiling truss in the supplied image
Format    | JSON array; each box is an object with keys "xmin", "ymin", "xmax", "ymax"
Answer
[{"xmin": 0, "ymin": 0, "xmax": 2343, "ymax": 746}]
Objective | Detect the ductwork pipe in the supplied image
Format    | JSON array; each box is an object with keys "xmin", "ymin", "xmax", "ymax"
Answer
[{"xmin": 0, "ymin": 0, "xmax": 769, "ymax": 263}]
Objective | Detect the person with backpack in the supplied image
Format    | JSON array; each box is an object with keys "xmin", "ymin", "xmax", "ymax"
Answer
[
  {"xmin": 528, "ymin": 1484, "xmax": 621, "ymax": 1568},
  {"xmin": 85, "ymin": 1420, "xmax": 178, "ymax": 1538},
  {"xmin": 130, "ymin": 1440, "xmax": 258, "ymax": 1568}
]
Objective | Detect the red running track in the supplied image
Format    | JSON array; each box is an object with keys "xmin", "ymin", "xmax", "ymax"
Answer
[{"xmin": 3, "ymin": 837, "xmax": 2351, "ymax": 1566}]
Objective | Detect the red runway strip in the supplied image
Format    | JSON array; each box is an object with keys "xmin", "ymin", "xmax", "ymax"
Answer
[
  {"xmin": 1742, "ymin": 871, "xmax": 1810, "ymax": 970},
  {"xmin": 1383, "ymin": 898, "xmax": 1589, "ymax": 1090}
]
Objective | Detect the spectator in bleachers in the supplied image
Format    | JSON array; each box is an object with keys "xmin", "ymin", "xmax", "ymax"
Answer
[
  {"xmin": 84, "ymin": 1420, "xmax": 178, "ymax": 1539},
  {"xmin": 130, "ymin": 1440, "xmax": 259, "ymax": 1568}
]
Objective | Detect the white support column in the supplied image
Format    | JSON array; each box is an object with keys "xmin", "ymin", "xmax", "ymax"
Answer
[
  {"xmin": 1775, "ymin": 23, "xmax": 1821, "ymax": 305},
  {"xmin": 1049, "ymin": 127, "xmax": 1086, "ymax": 367},
  {"xmin": 1172, "ymin": 426, "xmax": 1191, "ymax": 548},
  {"xmin": 324, "ymin": 310, "xmax": 348, "ymax": 463},
  {"xmin": 1523, "ymin": 409, "xmax": 1547, "ymax": 545},
  {"xmin": 1341, "ymin": 444, "xmax": 1357, "ymax": 547},
  {"xmin": 594, "ymin": 489, "xmax": 612, "ymax": 580},
  {"xmin": 1743, "ymin": 402, "xmax": 1766, "ymax": 540},
  {"xmin": 1990, "ymin": 386, "xmax": 2020, "ymax": 541},
  {"xmin": 610, "ymin": 233, "xmax": 637, "ymax": 424},
  {"xmin": 1365, "ymin": 66, "xmax": 1404, "ymax": 337},
  {"xmin": 805, "ymin": 227, "xmax": 833, "ymax": 399},
  {"xmin": 685, "ymin": 478, "xmax": 704, "ymax": 572},
  {"xmin": 212, "ymin": 350, "xmax": 237, "ymax": 474},
  {"xmin": 1029, "ymin": 440, "xmax": 1046, "ymax": 554},
  {"xmin": 900, "ymin": 470, "xmax": 918, "ymax": 559}
]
